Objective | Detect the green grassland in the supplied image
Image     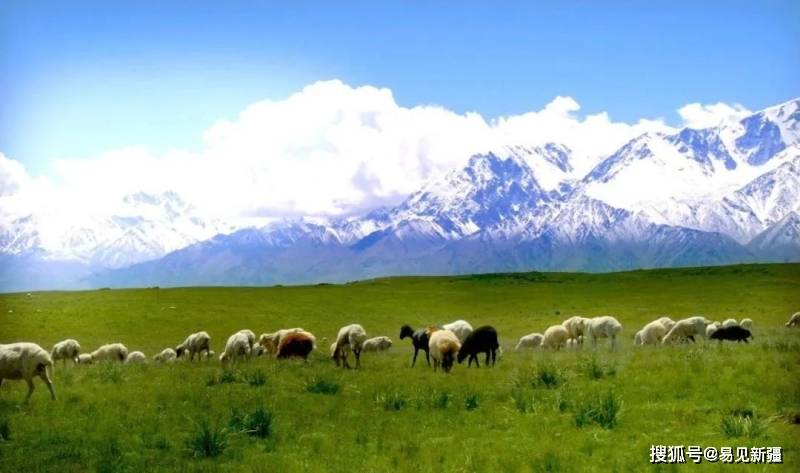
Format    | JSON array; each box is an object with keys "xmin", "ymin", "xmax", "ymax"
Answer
[{"xmin": 1, "ymin": 263, "xmax": 799, "ymax": 472}]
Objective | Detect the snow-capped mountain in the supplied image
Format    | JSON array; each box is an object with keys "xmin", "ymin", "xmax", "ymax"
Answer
[
  {"xmin": 1, "ymin": 191, "xmax": 229, "ymax": 269},
  {"xmin": 2, "ymin": 98, "xmax": 799, "ymax": 291}
]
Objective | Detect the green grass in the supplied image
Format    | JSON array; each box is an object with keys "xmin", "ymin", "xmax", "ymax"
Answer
[{"xmin": 0, "ymin": 263, "xmax": 799, "ymax": 472}]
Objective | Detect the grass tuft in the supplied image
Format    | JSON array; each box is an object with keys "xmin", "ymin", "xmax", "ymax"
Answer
[
  {"xmin": 377, "ymin": 391, "xmax": 409, "ymax": 411},
  {"xmin": 305, "ymin": 377, "xmax": 340, "ymax": 395},
  {"xmin": 721, "ymin": 410, "xmax": 767, "ymax": 438},
  {"xmin": 580, "ymin": 356, "xmax": 616, "ymax": 380},
  {"xmin": 465, "ymin": 392, "xmax": 480, "ymax": 410},
  {"xmin": 245, "ymin": 370, "xmax": 267, "ymax": 387},
  {"xmin": 533, "ymin": 363, "xmax": 564, "ymax": 389},
  {"xmin": 574, "ymin": 390, "xmax": 621, "ymax": 429},
  {"xmin": 185, "ymin": 419, "xmax": 227, "ymax": 459},
  {"xmin": 230, "ymin": 407, "xmax": 273, "ymax": 439}
]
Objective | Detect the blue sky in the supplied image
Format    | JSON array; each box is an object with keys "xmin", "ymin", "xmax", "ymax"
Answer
[{"xmin": 1, "ymin": 1, "xmax": 798, "ymax": 176}]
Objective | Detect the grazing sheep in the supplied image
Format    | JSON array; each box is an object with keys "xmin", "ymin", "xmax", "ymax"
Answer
[
  {"xmin": 634, "ymin": 330, "xmax": 643, "ymax": 346},
  {"xmin": 153, "ymin": 348, "xmax": 177, "ymax": 363},
  {"xmin": 258, "ymin": 328, "xmax": 305, "ymax": 356},
  {"xmin": 786, "ymin": 312, "xmax": 800, "ymax": 327},
  {"xmin": 638, "ymin": 320, "xmax": 668, "ymax": 345},
  {"xmin": 655, "ymin": 316, "xmax": 676, "ymax": 332},
  {"xmin": 427, "ymin": 328, "xmax": 461, "ymax": 373},
  {"xmin": 175, "ymin": 331, "xmax": 211, "ymax": 361},
  {"xmin": 740, "ymin": 318, "xmax": 753, "ymax": 330},
  {"xmin": 562, "ymin": 316, "xmax": 590, "ymax": 346},
  {"xmin": 662, "ymin": 316, "xmax": 711, "ymax": 344},
  {"xmin": 220, "ymin": 332, "xmax": 251, "ymax": 364},
  {"xmin": 332, "ymin": 324, "xmax": 367, "ymax": 369},
  {"xmin": 542, "ymin": 325, "xmax": 569, "ymax": 350},
  {"xmin": 721, "ymin": 318, "xmax": 738, "ymax": 328},
  {"xmin": 586, "ymin": 316, "xmax": 623, "ymax": 350},
  {"xmin": 233, "ymin": 329, "xmax": 256, "ymax": 358},
  {"xmin": 705, "ymin": 322, "xmax": 720, "ymax": 338},
  {"xmin": 442, "ymin": 320, "xmax": 473, "ymax": 343},
  {"xmin": 51, "ymin": 339, "xmax": 81, "ymax": 365},
  {"xmin": 457, "ymin": 326, "xmax": 499, "ymax": 367},
  {"xmin": 77, "ymin": 353, "xmax": 93, "ymax": 365},
  {"xmin": 125, "ymin": 351, "xmax": 146, "ymax": 364},
  {"xmin": 252, "ymin": 345, "xmax": 265, "ymax": 357},
  {"xmin": 0, "ymin": 342, "xmax": 56, "ymax": 401},
  {"xmin": 710, "ymin": 326, "xmax": 753, "ymax": 343},
  {"xmin": 515, "ymin": 333, "xmax": 544, "ymax": 350},
  {"xmin": 90, "ymin": 343, "xmax": 129, "ymax": 363},
  {"xmin": 362, "ymin": 336, "xmax": 393, "ymax": 352},
  {"xmin": 399, "ymin": 324, "xmax": 431, "ymax": 367},
  {"xmin": 277, "ymin": 331, "xmax": 316, "ymax": 360}
]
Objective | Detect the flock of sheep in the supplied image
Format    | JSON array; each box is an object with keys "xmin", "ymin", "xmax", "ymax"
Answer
[{"xmin": 2, "ymin": 312, "xmax": 799, "ymax": 402}]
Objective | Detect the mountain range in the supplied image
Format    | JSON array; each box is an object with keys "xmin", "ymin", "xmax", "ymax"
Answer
[{"xmin": 2, "ymin": 98, "xmax": 799, "ymax": 291}]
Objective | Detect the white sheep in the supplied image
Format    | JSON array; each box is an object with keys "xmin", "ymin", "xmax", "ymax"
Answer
[
  {"xmin": 77, "ymin": 353, "xmax": 93, "ymax": 365},
  {"xmin": 427, "ymin": 328, "xmax": 461, "ymax": 373},
  {"xmin": 258, "ymin": 328, "xmax": 305, "ymax": 356},
  {"xmin": 561, "ymin": 316, "xmax": 590, "ymax": 346},
  {"xmin": 220, "ymin": 332, "xmax": 251, "ymax": 364},
  {"xmin": 515, "ymin": 333, "xmax": 544, "ymax": 350},
  {"xmin": 51, "ymin": 339, "xmax": 81, "ymax": 365},
  {"xmin": 740, "ymin": 318, "xmax": 753, "ymax": 330},
  {"xmin": 586, "ymin": 316, "xmax": 623, "ymax": 350},
  {"xmin": 565, "ymin": 338, "xmax": 579, "ymax": 349},
  {"xmin": 90, "ymin": 343, "xmax": 129, "ymax": 363},
  {"xmin": 236, "ymin": 329, "xmax": 256, "ymax": 352},
  {"xmin": 638, "ymin": 320, "xmax": 668, "ymax": 345},
  {"xmin": 655, "ymin": 316, "xmax": 676, "ymax": 332},
  {"xmin": 542, "ymin": 325, "xmax": 569, "ymax": 350},
  {"xmin": 442, "ymin": 320, "xmax": 473, "ymax": 343},
  {"xmin": 786, "ymin": 312, "xmax": 800, "ymax": 327},
  {"xmin": 634, "ymin": 330, "xmax": 643, "ymax": 346},
  {"xmin": 153, "ymin": 348, "xmax": 177, "ymax": 363},
  {"xmin": 332, "ymin": 324, "xmax": 367, "ymax": 369},
  {"xmin": 125, "ymin": 351, "xmax": 146, "ymax": 364},
  {"xmin": 0, "ymin": 342, "xmax": 56, "ymax": 401},
  {"xmin": 721, "ymin": 318, "xmax": 738, "ymax": 328},
  {"xmin": 175, "ymin": 331, "xmax": 211, "ymax": 361},
  {"xmin": 662, "ymin": 316, "xmax": 711, "ymax": 344},
  {"xmin": 362, "ymin": 336, "xmax": 393, "ymax": 352}
]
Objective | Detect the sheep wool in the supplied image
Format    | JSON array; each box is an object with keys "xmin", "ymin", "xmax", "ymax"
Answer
[
  {"xmin": 0, "ymin": 342, "xmax": 56, "ymax": 401},
  {"xmin": 515, "ymin": 333, "xmax": 544, "ymax": 350}
]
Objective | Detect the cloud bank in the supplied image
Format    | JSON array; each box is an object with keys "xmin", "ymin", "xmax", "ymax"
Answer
[{"xmin": 1, "ymin": 80, "xmax": 747, "ymax": 226}]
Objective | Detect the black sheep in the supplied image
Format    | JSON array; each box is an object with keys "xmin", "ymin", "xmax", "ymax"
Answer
[
  {"xmin": 710, "ymin": 325, "xmax": 753, "ymax": 343},
  {"xmin": 457, "ymin": 325, "xmax": 499, "ymax": 368},
  {"xmin": 399, "ymin": 324, "xmax": 430, "ymax": 367}
]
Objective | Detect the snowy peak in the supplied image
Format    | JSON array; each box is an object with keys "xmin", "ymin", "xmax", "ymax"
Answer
[
  {"xmin": 667, "ymin": 128, "xmax": 737, "ymax": 171},
  {"xmin": 747, "ymin": 211, "xmax": 800, "ymax": 261},
  {"xmin": 394, "ymin": 151, "xmax": 549, "ymax": 237}
]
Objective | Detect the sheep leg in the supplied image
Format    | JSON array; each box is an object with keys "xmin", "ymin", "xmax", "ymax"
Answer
[
  {"xmin": 354, "ymin": 349, "xmax": 361, "ymax": 369},
  {"xmin": 484, "ymin": 352, "xmax": 490, "ymax": 366},
  {"xmin": 474, "ymin": 355, "xmax": 480, "ymax": 368},
  {"xmin": 425, "ymin": 349, "xmax": 431, "ymax": 367},
  {"xmin": 411, "ymin": 348, "xmax": 419, "ymax": 368},
  {"xmin": 39, "ymin": 372, "xmax": 56, "ymax": 400},
  {"xmin": 491, "ymin": 349, "xmax": 496, "ymax": 366},
  {"xmin": 24, "ymin": 378, "xmax": 35, "ymax": 402}
]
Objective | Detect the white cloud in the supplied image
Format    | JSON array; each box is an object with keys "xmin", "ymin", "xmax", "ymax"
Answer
[
  {"xmin": 0, "ymin": 152, "xmax": 30, "ymax": 197},
  {"xmin": 678, "ymin": 102, "xmax": 751, "ymax": 129},
  {"xmin": 2, "ymin": 80, "xmax": 685, "ymax": 226}
]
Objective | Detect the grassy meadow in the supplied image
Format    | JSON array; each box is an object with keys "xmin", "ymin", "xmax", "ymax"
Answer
[{"xmin": 0, "ymin": 263, "xmax": 799, "ymax": 472}]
